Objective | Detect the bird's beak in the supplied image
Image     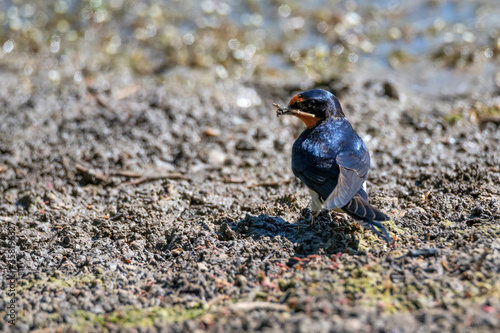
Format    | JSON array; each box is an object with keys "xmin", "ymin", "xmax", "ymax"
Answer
[{"xmin": 273, "ymin": 104, "xmax": 316, "ymax": 118}]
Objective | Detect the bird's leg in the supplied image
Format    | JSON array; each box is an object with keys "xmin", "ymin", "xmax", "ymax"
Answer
[
  {"xmin": 298, "ymin": 209, "xmax": 310, "ymax": 231},
  {"xmin": 300, "ymin": 209, "xmax": 319, "ymax": 224},
  {"xmin": 311, "ymin": 210, "xmax": 321, "ymax": 224},
  {"xmin": 309, "ymin": 190, "xmax": 324, "ymax": 226},
  {"xmin": 298, "ymin": 191, "xmax": 324, "ymax": 230}
]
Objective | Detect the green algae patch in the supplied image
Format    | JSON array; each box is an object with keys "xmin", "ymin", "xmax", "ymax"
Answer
[
  {"xmin": 442, "ymin": 113, "xmax": 463, "ymax": 125},
  {"xmin": 353, "ymin": 219, "xmax": 413, "ymax": 250},
  {"xmin": 332, "ymin": 263, "xmax": 500, "ymax": 314},
  {"xmin": 473, "ymin": 103, "xmax": 500, "ymax": 117},
  {"xmin": 71, "ymin": 306, "xmax": 207, "ymax": 329},
  {"xmin": 21, "ymin": 273, "xmax": 99, "ymax": 291},
  {"xmin": 385, "ymin": 219, "xmax": 411, "ymax": 238},
  {"xmin": 439, "ymin": 219, "xmax": 454, "ymax": 229}
]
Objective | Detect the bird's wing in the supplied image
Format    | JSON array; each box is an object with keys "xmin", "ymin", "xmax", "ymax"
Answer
[
  {"xmin": 343, "ymin": 192, "xmax": 389, "ymax": 222},
  {"xmin": 292, "ymin": 156, "xmax": 337, "ymax": 200},
  {"xmin": 323, "ymin": 149, "xmax": 369, "ymax": 209}
]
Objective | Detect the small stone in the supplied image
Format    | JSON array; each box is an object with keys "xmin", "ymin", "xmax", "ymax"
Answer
[
  {"xmin": 236, "ymin": 139, "xmax": 255, "ymax": 151},
  {"xmin": 204, "ymin": 127, "xmax": 220, "ymax": 137},
  {"xmin": 235, "ymin": 275, "xmax": 247, "ymax": 286},
  {"xmin": 219, "ymin": 223, "xmax": 236, "ymax": 241},
  {"xmin": 382, "ymin": 81, "xmax": 399, "ymax": 100},
  {"xmin": 197, "ymin": 262, "xmax": 208, "ymax": 272},
  {"xmin": 208, "ymin": 149, "xmax": 226, "ymax": 166},
  {"xmin": 471, "ymin": 206, "xmax": 483, "ymax": 217},
  {"xmin": 16, "ymin": 194, "xmax": 32, "ymax": 210}
]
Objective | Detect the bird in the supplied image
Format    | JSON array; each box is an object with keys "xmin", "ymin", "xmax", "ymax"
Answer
[{"xmin": 275, "ymin": 88, "xmax": 392, "ymax": 243}]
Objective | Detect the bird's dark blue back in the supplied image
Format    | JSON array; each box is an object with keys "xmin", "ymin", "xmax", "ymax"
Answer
[{"xmin": 291, "ymin": 117, "xmax": 369, "ymax": 201}]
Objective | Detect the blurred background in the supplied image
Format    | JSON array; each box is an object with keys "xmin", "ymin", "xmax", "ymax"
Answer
[{"xmin": 1, "ymin": 0, "xmax": 500, "ymax": 91}]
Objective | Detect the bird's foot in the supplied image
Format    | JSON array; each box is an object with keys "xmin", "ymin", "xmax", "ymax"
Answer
[
  {"xmin": 298, "ymin": 209, "xmax": 321, "ymax": 231},
  {"xmin": 297, "ymin": 209, "xmax": 309, "ymax": 232},
  {"xmin": 310, "ymin": 210, "xmax": 321, "ymax": 225}
]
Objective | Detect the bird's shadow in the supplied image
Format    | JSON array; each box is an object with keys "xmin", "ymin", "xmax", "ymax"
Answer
[{"xmin": 227, "ymin": 210, "xmax": 363, "ymax": 256}]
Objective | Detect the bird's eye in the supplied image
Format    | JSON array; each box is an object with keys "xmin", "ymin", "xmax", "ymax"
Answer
[{"xmin": 308, "ymin": 100, "xmax": 317, "ymax": 108}]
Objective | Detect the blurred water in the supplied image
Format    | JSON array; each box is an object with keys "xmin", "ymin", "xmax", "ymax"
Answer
[{"xmin": 0, "ymin": 0, "xmax": 499, "ymax": 83}]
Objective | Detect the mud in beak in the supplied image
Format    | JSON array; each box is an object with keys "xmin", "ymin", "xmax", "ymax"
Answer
[{"xmin": 273, "ymin": 103, "xmax": 316, "ymax": 118}]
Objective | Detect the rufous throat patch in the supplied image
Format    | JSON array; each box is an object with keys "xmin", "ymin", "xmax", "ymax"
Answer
[{"xmin": 295, "ymin": 114, "xmax": 320, "ymax": 129}]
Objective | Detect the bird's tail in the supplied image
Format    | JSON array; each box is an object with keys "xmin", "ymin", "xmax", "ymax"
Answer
[{"xmin": 342, "ymin": 193, "xmax": 392, "ymax": 243}]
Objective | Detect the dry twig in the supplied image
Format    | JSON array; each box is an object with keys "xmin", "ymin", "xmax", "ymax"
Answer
[
  {"xmin": 75, "ymin": 163, "xmax": 189, "ymax": 186},
  {"xmin": 246, "ymin": 179, "xmax": 291, "ymax": 188},
  {"xmin": 227, "ymin": 301, "xmax": 289, "ymax": 313}
]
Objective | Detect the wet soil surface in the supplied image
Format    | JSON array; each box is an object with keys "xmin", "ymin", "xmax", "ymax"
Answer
[{"xmin": 0, "ymin": 63, "xmax": 499, "ymax": 332}]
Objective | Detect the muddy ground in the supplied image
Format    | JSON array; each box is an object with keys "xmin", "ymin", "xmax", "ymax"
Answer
[
  {"xmin": 0, "ymin": 63, "xmax": 499, "ymax": 332},
  {"xmin": 1, "ymin": 1, "xmax": 500, "ymax": 332}
]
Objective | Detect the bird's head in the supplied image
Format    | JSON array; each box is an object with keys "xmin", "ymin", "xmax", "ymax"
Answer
[{"xmin": 276, "ymin": 89, "xmax": 345, "ymax": 129}]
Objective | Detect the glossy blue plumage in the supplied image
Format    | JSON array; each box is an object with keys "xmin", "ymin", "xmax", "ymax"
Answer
[
  {"xmin": 283, "ymin": 89, "xmax": 392, "ymax": 243},
  {"xmin": 292, "ymin": 118, "xmax": 367, "ymax": 202}
]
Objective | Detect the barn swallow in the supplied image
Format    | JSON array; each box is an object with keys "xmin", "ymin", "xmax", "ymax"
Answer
[{"xmin": 275, "ymin": 89, "xmax": 392, "ymax": 243}]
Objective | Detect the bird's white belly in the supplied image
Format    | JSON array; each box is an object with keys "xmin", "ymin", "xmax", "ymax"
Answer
[{"xmin": 309, "ymin": 189, "xmax": 324, "ymax": 214}]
